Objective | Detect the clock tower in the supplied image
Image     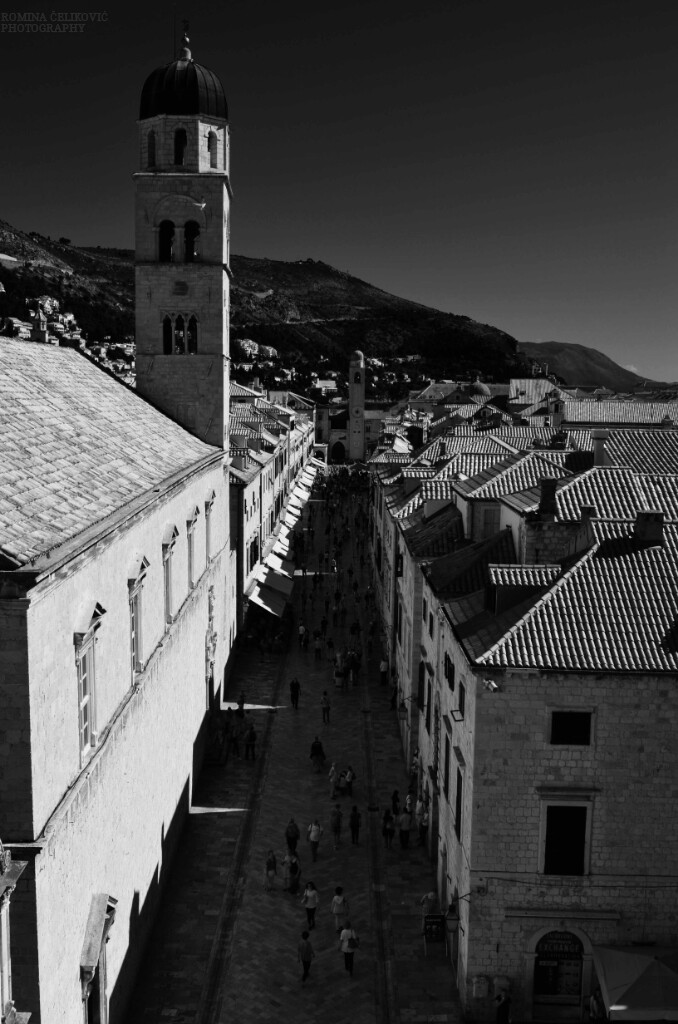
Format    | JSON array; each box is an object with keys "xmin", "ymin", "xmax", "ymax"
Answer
[
  {"xmin": 134, "ymin": 30, "xmax": 230, "ymax": 449},
  {"xmin": 348, "ymin": 349, "xmax": 366, "ymax": 461}
]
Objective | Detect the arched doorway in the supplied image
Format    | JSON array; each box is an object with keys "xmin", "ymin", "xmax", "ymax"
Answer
[
  {"xmin": 331, "ymin": 441, "xmax": 346, "ymax": 463},
  {"xmin": 531, "ymin": 929, "xmax": 587, "ymax": 1019}
]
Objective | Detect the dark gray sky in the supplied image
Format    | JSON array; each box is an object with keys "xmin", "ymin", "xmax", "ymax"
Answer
[{"xmin": 2, "ymin": 0, "xmax": 677, "ymax": 379}]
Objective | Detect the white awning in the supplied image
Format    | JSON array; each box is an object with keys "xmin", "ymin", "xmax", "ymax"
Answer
[
  {"xmin": 293, "ymin": 485, "xmax": 312, "ymax": 502},
  {"xmin": 248, "ymin": 584, "xmax": 288, "ymax": 618},
  {"xmin": 310, "ymin": 456, "xmax": 326, "ymax": 469},
  {"xmin": 255, "ymin": 565, "xmax": 294, "ymax": 598},
  {"xmin": 265, "ymin": 553, "xmax": 295, "ymax": 577}
]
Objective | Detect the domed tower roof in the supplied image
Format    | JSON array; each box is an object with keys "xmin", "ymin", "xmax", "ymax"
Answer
[
  {"xmin": 470, "ymin": 378, "xmax": 491, "ymax": 397},
  {"xmin": 140, "ymin": 31, "xmax": 228, "ymax": 121},
  {"xmin": 351, "ymin": 350, "xmax": 365, "ymax": 362}
]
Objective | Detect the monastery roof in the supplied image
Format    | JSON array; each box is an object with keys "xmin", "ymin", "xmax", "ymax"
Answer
[
  {"xmin": 508, "ymin": 378, "xmax": 572, "ymax": 406},
  {"xmin": 477, "ymin": 522, "xmax": 678, "ymax": 672},
  {"xmin": 0, "ymin": 340, "xmax": 218, "ymax": 567}
]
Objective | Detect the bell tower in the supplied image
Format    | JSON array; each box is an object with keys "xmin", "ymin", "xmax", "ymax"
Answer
[
  {"xmin": 134, "ymin": 30, "xmax": 230, "ymax": 449},
  {"xmin": 348, "ymin": 349, "xmax": 366, "ymax": 461}
]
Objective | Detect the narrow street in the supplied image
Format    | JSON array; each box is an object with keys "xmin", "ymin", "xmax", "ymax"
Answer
[{"xmin": 127, "ymin": 478, "xmax": 462, "ymax": 1024}]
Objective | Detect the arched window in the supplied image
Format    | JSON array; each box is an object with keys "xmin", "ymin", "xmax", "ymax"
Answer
[
  {"xmin": 208, "ymin": 131, "xmax": 218, "ymax": 169},
  {"xmin": 158, "ymin": 221, "xmax": 175, "ymax": 262},
  {"xmin": 187, "ymin": 316, "xmax": 198, "ymax": 354},
  {"xmin": 174, "ymin": 128, "xmax": 187, "ymax": 166},
  {"xmin": 174, "ymin": 315, "xmax": 185, "ymax": 354},
  {"xmin": 162, "ymin": 316, "xmax": 172, "ymax": 354},
  {"xmin": 147, "ymin": 130, "xmax": 156, "ymax": 168},
  {"xmin": 184, "ymin": 221, "xmax": 200, "ymax": 262}
]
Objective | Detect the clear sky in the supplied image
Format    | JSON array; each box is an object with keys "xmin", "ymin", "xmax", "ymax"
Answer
[{"xmin": 2, "ymin": 0, "xmax": 677, "ymax": 380}]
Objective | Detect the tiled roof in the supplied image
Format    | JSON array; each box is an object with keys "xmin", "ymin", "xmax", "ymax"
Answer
[
  {"xmin": 402, "ymin": 502, "xmax": 464, "ymax": 558},
  {"xmin": 0, "ymin": 339, "xmax": 217, "ymax": 566},
  {"xmin": 561, "ymin": 400, "xmax": 678, "ymax": 425},
  {"xmin": 477, "ymin": 522, "xmax": 678, "ymax": 672},
  {"xmin": 489, "ymin": 564, "xmax": 561, "ymax": 587},
  {"xmin": 505, "ymin": 468, "xmax": 678, "ymax": 523},
  {"xmin": 508, "ymin": 378, "xmax": 572, "ymax": 407},
  {"xmin": 453, "ymin": 451, "xmax": 571, "ymax": 500},
  {"xmin": 425, "ymin": 529, "xmax": 516, "ymax": 597},
  {"xmin": 435, "ymin": 453, "xmax": 509, "ymax": 480}
]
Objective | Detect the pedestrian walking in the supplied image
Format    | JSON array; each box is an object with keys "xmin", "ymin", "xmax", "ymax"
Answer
[
  {"xmin": 326, "ymin": 636, "xmax": 334, "ymax": 661},
  {"xmin": 320, "ymin": 615, "xmax": 328, "ymax": 637},
  {"xmin": 345, "ymin": 765, "xmax": 356, "ymax": 797},
  {"xmin": 330, "ymin": 803, "xmax": 343, "ymax": 849},
  {"xmin": 310, "ymin": 736, "xmax": 326, "ymax": 772},
  {"xmin": 290, "ymin": 677, "xmax": 301, "ymax": 709},
  {"xmin": 330, "ymin": 886, "xmax": 350, "ymax": 934},
  {"xmin": 298, "ymin": 622, "xmax": 306, "ymax": 648},
  {"xmin": 379, "ymin": 657, "xmax": 389, "ymax": 686},
  {"xmin": 264, "ymin": 850, "xmax": 277, "ymax": 891},
  {"xmin": 398, "ymin": 809, "xmax": 412, "ymax": 849},
  {"xmin": 419, "ymin": 806, "xmax": 429, "ymax": 847},
  {"xmin": 284, "ymin": 850, "xmax": 302, "ymax": 894},
  {"xmin": 244, "ymin": 723, "xmax": 257, "ymax": 760},
  {"xmin": 285, "ymin": 817, "xmax": 301, "ymax": 852},
  {"xmin": 420, "ymin": 890, "xmax": 437, "ymax": 932},
  {"xmin": 338, "ymin": 921, "xmax": 359, "ymax": 977},
  {"xmin": 382, "ymin": 809, "xmax": 395, "ymax": 848},
  {"xmin": 391, "ymin": 789, "xmax": 401, "ymax": 816},
  {"xmin": 307, "ymin": 819, "xmax": 323, "ymax": 861},
  {"xmin": 301, "ymin": 881, "xmax": 319, "ymax": 929},
  {"xmin": 495, "ymin": 992, "xmax": 512, "ymax": 1024},
  {"xmin": 297, "ymin": 930, "xmax": 315, "ymax": 984},
  {"xmin": 321, "ymin": 691, "xmax": 331, "ymax": 725},
  {"xmin": 314, "ymin": 634, "xmax": 322, "ymax": 660},
  {"xmin": 349, "ymin": 805, "xmax": 361, "ymax": 845},
  {"xmin": 328, "ymin": 762, "xmax": 338, "ymax": 799},
  {"xmin": 405, "ymin": 790, "xmax": 414, "ymax": 814}
]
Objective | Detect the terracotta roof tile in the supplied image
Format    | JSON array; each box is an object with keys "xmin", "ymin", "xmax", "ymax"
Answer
[{"xmin": 0, "ymin": 339, "xmax": 217, "ymax": 565}]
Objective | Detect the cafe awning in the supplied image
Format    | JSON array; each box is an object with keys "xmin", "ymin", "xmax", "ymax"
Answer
[
  {"xmin": 265, "ymin": 552, "xmax": 295, "ymax": 577},
  {"xmin": 248, "ymin": 583, "xmax": 288, "ymax": 618},
  {"xmin": 255, "ymin": 565, "xmax": 294, "ymax": 598},
  {"xmin": 593, "ymin": 946, "xmax": 678, "ymax": 1020}
]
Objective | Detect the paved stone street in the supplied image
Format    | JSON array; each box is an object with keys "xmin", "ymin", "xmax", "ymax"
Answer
[{"xmin": 127, "ymin": 490, "xmax": 462, "ymax": 1024}]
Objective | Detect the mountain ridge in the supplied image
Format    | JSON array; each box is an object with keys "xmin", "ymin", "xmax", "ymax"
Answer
[{"xmin": 0, "ymin": 217, "xmax": 658, "ymax": 389}]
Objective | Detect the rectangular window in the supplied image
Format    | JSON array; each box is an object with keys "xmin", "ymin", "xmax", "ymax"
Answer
[
  {"xmin": 130, "ymin": 587, "xmax": 142, "ymax": 677},
  {"xmin": 187, "ymin": 521, "xmax": 195, "ymax": 589},
  {"xmin": 417, "ymin": 665, "xmax": 425, "ymax": 711},
  {"xmin": 425, "ymin": 680, "xmax": 432, "ymax": 733},
  {"xmin": 422, "ymin": 598, "xmax": 428, "ymax": 624},
  {"xmin": 77, "ymin": 643, "xmax": 95, "ymax": 755},
  {"xmin": 454, "ymin": 768, "xmax": 463, "ymax": 840},
  {"xmin": 543, "ymin": 804, "xmax": 588, "ymax": 875},
  {"xmin": 163, "ymin": 548, "xmax": 173, "ymax": 624},
  {"xmin": 205, "ymin": 503, "xmax": 212, "ymax": 561},
  {"xmin": 550, "ymin": 711, "xmax": 592, "ymax": 745},
  {"xmin": 443, "ymin": 736, "xmax": 450, "ymax": 798},
  {"xmin": 444, "ymin": 653, "xmax": 455, "ymax": 691},
  {"xmin": 458, "ymin": 681, "xmax": 466, "ymax": 719}
]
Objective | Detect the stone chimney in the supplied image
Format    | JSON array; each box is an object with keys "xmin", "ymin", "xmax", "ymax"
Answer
[
  {"xmin": 538, "ymin": 478, "xmax": 558, "ymax": 520},
  {"xmin": 580, "ymin": 504, "xmax": 597, "ymax": 526},
  {"xmin": 634, "ymin": 509, "xmax": 664, "ymax": 546},
  {"xmin": 591, "ymin": 428, "xmax": 610, "ymax": 468}
]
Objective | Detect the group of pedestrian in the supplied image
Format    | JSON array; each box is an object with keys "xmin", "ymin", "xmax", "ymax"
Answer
[{"xmin": 381, "ymin": 789, "xmax": 429, "ymax": 850}]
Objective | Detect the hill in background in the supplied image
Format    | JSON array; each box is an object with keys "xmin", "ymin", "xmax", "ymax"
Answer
[{"xmin": 0, "ymin": 217, "xmax": 656, "ymax": 389}]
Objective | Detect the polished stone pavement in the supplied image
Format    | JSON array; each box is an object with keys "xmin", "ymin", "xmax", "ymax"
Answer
[{"xmin": 127, "ymin": 495, "xmax": 462, "ymax": 1024}]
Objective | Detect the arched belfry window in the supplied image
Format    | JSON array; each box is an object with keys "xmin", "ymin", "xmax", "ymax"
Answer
[
  {"xmin": 147, "ymin": 130, "xmax": 156, "ymax": 168},
  {"xmin": 162, "ymin": 316, "xmax": 172, "ymax": 354},
  {"xmin": 354, "ymin": 372, "xmax": 361, "ymax": 384},
  {"xmin": 174, "ymin": 315, "xmax": 185, "ymax": 354},
  {"xmin": 174, "ymin": 128, "xmax": 187, "ymax": 166},
  {"xmin": 158, "ymin": 221, "xmax": 175, "ymax": 262},
  {"xmin": 187, "ymin": 316, "xmax": 198, "ymax": 354},
  {"xmin": 208, "ymin": 131, "xmax": 218, "ymax": 169},
  {"xmin": 184, "ymin": 221, "xmax": 200, "ymax": 262}
]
